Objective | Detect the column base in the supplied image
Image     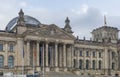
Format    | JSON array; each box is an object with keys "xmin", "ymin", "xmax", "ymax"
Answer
[
  {"xmin": 54, "ymin": 67, "xmax": 59, "ymax": 72},
  {"xmin": 64, "ymin": 67, "xmax": 67, "ymax": 72},
  {"xmin": 45, "ymin": 67, "xmax": 50, "ymax": 72},
  {"xmin": 36, "ymin": 67, "xmax": 41, "ymax": 72}
]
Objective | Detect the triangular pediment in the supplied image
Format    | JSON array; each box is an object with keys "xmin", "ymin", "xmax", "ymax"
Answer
[{"xmin": 24, "ymin": 24, "xmax": 75, "ymax": 40}]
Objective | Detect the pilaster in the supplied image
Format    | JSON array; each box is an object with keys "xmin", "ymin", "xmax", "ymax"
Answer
[
  {"xmin": 5, "ymin": 41, "xmax": 8, "ymax": 66},
  {"xmin": 37, "ymin": 41, "xmax": 40, "ymax": 66},
  {"xmin": 27, "ymin": 40, "xmax": 30, "ymax": 66}
]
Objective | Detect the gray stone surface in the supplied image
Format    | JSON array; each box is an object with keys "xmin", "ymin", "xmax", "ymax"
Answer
[{"xmin": 41, "ymin": 71, "xmax": 81, "ymax": 77}]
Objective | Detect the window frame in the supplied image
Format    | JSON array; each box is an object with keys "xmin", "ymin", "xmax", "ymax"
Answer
[
  {"xmin": 86, "ymin": 60, "xmax": 89, "ymax": 69},
  {"xmin": 0, "ymin": 55, "xmax": 4, "ymax": 68},
  {"xmin": 92, "ymin": 51, "xmax": 96, "ymax": 57},
  {"xmin": 8, "ymin": 56, "xmax": 14, "ymax": 68},
  {"xmin": 86, "ymin": 51, "xmax": 89, "ymax": 57},
  {"xmin": 98, "ymin": 60, "xmax": 102, "ymax": 70},
  {"xmin": 99, "ymin": 52, "xmax": 102, "ymax": 58},
  {"xmin": 9, "ymin": 44, "xmax": 14, "ymax": 52},
  {"xmin": 92, "ymin": 60, "xmax": 96, "ymax": 70},
  {"xmin": 79, "ymin": 59, "xmax": 82, "ymax": 69},
  {"xmin": 0, "ymin": 44, "xmax": 3, "ymax": 51},
  {"xmin": 79, "ymin": 51, "xmax": 82, "ymax": 56}
]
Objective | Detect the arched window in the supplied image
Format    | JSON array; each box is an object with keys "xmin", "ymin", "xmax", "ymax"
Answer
[
  {"xmin": 73, "ymin": 59, "xmax": 76, "ymax": 68},
  {"xmin": 0, "ymin": 55, "xmax": 4, "ymax": 68},
  {"xmin": 112, "ymin": 62, "xmax": 115, "ymax": 70},
  {"xmin": 8, "ymin": 56, "xmax": 14, "ymax": 68},
  {"xmin": 98, "ymin": 60, "xmax": 102, "ymax": 69},
  {"xmin": 86, "ymin": 60, "xmax": 89, "ymax": 69},
  {"xmin": 92, "ymin": 60, "xmax": 96, "ymax": 70},
  {"xmin": 112, "ymin": 52, "xmax": 115, "ymax": 59},
  {"xmin": 79, "ymin": 59, "xmax": 82, "ymax": 69}
]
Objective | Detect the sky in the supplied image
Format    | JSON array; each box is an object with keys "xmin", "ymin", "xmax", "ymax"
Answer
[{"xmin": 0, "ymin": 0, "xmax": 120, "ymax": 39}]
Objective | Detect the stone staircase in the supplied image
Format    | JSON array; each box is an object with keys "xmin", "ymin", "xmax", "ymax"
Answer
[{"xmin": 40, "ymin": 71, "xmax": 94, "ymax": 77}]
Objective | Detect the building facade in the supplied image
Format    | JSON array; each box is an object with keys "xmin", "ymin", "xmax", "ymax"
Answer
[{"xmin": 0, "ymin": 9, "xmax": 120, "ymax": 76}]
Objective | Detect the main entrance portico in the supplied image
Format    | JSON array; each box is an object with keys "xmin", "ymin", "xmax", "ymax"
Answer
[{"xmin": 25, "ymin": 38, "xmax": 74, "ymax": 72}]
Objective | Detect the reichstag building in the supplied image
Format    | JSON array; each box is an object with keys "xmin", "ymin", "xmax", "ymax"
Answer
[{"xmin": 0, "ymin": 9, "xmax": 119, "ymax": 76}]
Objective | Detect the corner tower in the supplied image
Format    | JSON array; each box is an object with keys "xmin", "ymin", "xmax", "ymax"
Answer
[
  {"xmin": 91, "ymin": 15, "xmax": 119, "ymax": 43},
  {"xmin": 64, "ymin": 17, "xmax": 73, "ymax": 34},
  {"xmin": 17, "ymin": 9, "xmax": 25, "ymax": 26}
]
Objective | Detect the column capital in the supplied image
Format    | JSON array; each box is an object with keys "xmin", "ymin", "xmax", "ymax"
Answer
[
  {"xmin": 36, "ymin": 40, "xmax": 41, "ymax": 43},
  {"xmin": 63, "ymin": 42, "xmax": 67, "ymax": 45},
  {"xmin": 55, "ymin": 41, "xmax": 59, "ymax": 45},
  {"xmin": 45, "ymin": 41, "xmax": 49, "ymax": 44},
  {"xmin": 26, "ymin": 39, "xmax": 31, "ymax": 42}
]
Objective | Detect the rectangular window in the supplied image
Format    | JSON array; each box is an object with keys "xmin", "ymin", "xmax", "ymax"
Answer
[
  {"xmin": 93, "ymin": 52, "xmax": 96, "ymax": 57},
  {"xmin": 74, "ymin": 50, "xmax": 76, "ymax": 56},
  {"xmin": 99, "ymin": 52, "xmax": 102, "ymax": 58},
  {"xmin": 0, "ymin": 44, "xmax": 3, "ymax": 51},
  {"xmin": 79, "ymin": 51, "xmax": 82, "ymax": 56},
  {"xmin": 9, "ymin": 44, "xmax": 14, "ymax": 52},
  {"xmin": 86, "ymin": 51, "xmax": 89, "ymax": 57}
]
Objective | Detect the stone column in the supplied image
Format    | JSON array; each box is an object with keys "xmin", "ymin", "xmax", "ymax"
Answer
[
  {"xmin": 45, "ymin": 42, "xmax": 48, "ymax": 67},
  {"xmin": 63, "ymin": 43, "xmax": 66, "ymax": 67},
  {"xmin": 37, "ymin": 41, "xmax": 40, "ymax": 66},
  {"xmin": 42, "ymin": 43, "xmax": 45, "ymax": 68},
  {"xmin": 27, "ymin": 40, "xmax": 30, "ymax": 66},
  {"xmin": 55, "ymin": 43, "xmax": 58, "ymax": 67},
  {"xmin": 67, "ymin": 45, "xmax": 72, "ymax": 68},
  {"xmin": 55, "ymin": 43, "xmax": 59, "ymax": 71},
  {"xmin": 71, "ymin": 45, "xmax": 74, "ymax": 68},
  {"xmin": 45, "ymin": 42, "xmax": 50, "ymax": 71}
]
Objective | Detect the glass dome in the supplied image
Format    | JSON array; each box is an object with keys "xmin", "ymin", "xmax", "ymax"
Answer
[{"xmin": 6, "ymin": 15, "xmax": 41, "ymax": 31}]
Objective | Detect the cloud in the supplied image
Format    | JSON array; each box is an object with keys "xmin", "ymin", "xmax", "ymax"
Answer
[
  {"xmin": 68, "ymin": 6, "xmax": 103, "ymax": 39},
  {"xmin": 27, "ymin": 5, "xmax": 104, "ymax": 39},
  {"xmin": 0, "ymin": 2, "xmax": 119, "ymax": 39},
  {"xmin": 71, "ymin": 4, "xmax": 88, "ymax": 14},
  {"xmin": 19, "ymin": 1, "xmax": 27, "ymax": 7}
]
